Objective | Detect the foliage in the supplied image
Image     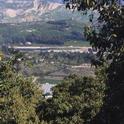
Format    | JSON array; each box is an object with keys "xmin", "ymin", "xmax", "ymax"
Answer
[
  {"xmin": 84, "ymin": 4, "xmax": 124, "ymax": 124},
  {"xmin": 65, "ymin": 0, "xmax": 117, "ymax": 11},
  {"xmin": 0, "ymin": 58, "xmax": 43, "ymax": 124},
  {"xmin": 87, "ymin": 5, "xmax": 124, "ymax": 61},
  {"xmin": 37, "ymin": 75, "xmax": 105, "ymax": 124},
  {"xmin": 65, "ymin": 0, "xmax": 124, "ymax": 123}
]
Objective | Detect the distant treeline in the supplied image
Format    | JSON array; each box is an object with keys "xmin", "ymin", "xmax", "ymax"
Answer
[{"xmin": 0, "ymin": 20, "xmax": 85, "ymax": 45}]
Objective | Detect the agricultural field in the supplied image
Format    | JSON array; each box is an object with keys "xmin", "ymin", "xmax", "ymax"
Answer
[{"xmin": 16, "ymin": 49, "xmax": 95, "ymax": 85}]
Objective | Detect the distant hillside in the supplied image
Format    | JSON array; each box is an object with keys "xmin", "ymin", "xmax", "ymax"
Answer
[
  {"xmin": 0, "ymin": 0, "xmax": 98, "ymax": 23},
  {"xmin": 0, "ymin": 0, "xmax": 62, "ymax": 23},
  {"xmin": 0, "ymin": 19, "xmax": 88, "ymax": 45},
  {"xmin": 0, "ymin": 0, "xmax": 98, "ymax": 45}
]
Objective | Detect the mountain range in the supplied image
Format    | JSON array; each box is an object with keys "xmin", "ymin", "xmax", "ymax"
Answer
[
  {"xmin": 0, "ymin": 0, "xmax": 64, "ymax": 22},
  {"xmin": 0, "ymin": 0, "xmax": 98, "ymax": 45},
  {"xmin": 0, "ymin": 0, "xmax": 96, "ymax": 23}
]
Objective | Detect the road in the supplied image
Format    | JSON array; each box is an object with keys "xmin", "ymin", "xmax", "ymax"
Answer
[{"xmin": 9, "ymin": 45, "xmax": 92, "ymax": 53}]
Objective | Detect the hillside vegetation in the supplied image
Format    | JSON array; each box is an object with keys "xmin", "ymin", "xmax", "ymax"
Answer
[{"xmin": 0, "ymin": 20, "xmax": 86, "ymax": 45}]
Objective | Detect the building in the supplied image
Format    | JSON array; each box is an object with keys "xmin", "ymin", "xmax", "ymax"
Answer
[{"xmin": 42, "ymin": 83, "xmax": 55, "ymax": 99}]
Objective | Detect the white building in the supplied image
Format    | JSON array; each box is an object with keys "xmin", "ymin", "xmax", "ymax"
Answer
[{"xmin": 42, "ymin": 83, "xmax": 55, "ymax": 98}]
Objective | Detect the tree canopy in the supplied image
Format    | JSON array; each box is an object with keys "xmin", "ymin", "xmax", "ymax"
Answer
[
  {"xmin": 63, "ymin": 1, "xmax": 124, "ymax": 123},
  {"xmin": 0, "ymin": 57, "xmax": 43, "ymax": 124},
  {"xmin": 37, "ymin": 75, "xmax": 106, "ymax": 124},
  {"xmin": 65, "ymin": 0, "xmax": 120, "ymax": 10}
]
